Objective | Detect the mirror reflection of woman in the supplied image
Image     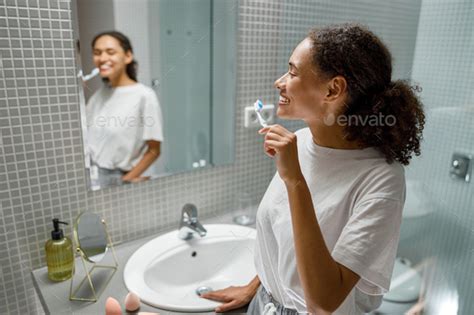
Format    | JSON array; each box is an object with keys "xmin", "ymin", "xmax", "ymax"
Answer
[{"xmin": 86, "ymin": 31, "xmax": 163, "ymax": 187}]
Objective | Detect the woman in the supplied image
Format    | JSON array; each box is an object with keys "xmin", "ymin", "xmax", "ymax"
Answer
[
  {"xmin": 86, "ymin": 31, "xmax": 163, "ymax": 187},
  {"xmin": 201, "ymin": 24, "xmax": 424, "ymax": 314}
]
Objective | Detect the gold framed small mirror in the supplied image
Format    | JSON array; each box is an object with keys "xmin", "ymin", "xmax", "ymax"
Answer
[
  {"xmin": 74, "ymin": 212, "xmax": 108, "ymax": 263},
  {"xmin": 70, "ymin": 212, "xmax": 118, "ymax": 302}
]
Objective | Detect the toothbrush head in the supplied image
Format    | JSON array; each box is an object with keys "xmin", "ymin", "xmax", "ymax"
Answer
[
  {"xmin": 254, "ymin": 99, "xmax": 264, "ymax": 113},
  {"xmin": 254, "ymin": 99, "xmax": 268, "ymax": 127},
  {"xmin": 80, "ymin": 68, "xmax": 100, "ymax": 81}
]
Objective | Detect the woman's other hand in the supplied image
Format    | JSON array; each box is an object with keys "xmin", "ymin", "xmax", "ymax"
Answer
[
  {"xmin": 259, "ymin": 124, "xmax": 304, "ymax": 186},
  {"xmin": 200, "ymin": 285, "xmax": 257, "ymax": 313}
]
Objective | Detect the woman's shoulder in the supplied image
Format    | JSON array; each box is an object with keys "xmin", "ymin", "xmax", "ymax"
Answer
[
  {"xmin": 136, "ymin": 82, "xmax": 153, "ymax": 91},
  {"xmin": 369, "ymin": 159, "xmax": 405, "ymax": 184},
  {"xmin": 356, "ymin": 159, "xmax": 406, "ymax": 202},
  {"xmin": 133, "ymin": 83, "xmax": 159, "ymax": 101},
  {"xmin": 124, "ymin": 83, "xmax": 154, "ymax": 95},
  {"xmin": 112, "ymin": 83, "xmax": 158, "ymax": 105}
]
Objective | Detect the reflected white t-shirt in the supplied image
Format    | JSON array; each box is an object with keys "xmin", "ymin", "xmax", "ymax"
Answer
[
  {"xmin": 254, "ymin": 127, "xmax": 405, "ymax": 314},
  {"xmin": 86, "ymin": 83, "xmax": 164, "ymax": 171}
]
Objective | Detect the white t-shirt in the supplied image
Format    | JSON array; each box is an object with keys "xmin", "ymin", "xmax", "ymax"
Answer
[
  {"xmin": 86, "ymin": 83, "xmax": 164, "ymax": 171},
  {"xmin": 254, "ymin": 127, "xmax": 405, "ymax": 314}
]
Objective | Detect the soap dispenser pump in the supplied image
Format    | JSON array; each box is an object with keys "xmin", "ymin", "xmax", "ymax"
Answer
[{"xmin": 45, "ymin": 218, "xmax": 74, "ymax": 281}]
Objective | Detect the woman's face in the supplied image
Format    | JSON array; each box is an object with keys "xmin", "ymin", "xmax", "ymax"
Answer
[
  {"xmin": 93, "ymin": 35, "xmax": 133, "ymax": 81},
  {"xmin": 274, "ymin": 37, "xmax": 345, "ymax": 125}
]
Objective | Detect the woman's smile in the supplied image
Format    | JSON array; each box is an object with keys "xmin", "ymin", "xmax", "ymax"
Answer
[
  {"xmin": 99, "ymin": 62, "xmax": 113, "ymax": 75},
  {"xmin": 278, "ymin": 94, "xmax": 290, "ymax": 106}
]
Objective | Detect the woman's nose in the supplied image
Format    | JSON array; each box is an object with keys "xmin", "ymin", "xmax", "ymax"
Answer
[
  {"xmin": 98, "ymin": 53, "xmax": 108, "ymax": 63},
  {"xmin": 274, "ymin": 74, "xmax": 286, "ymax": 90}
]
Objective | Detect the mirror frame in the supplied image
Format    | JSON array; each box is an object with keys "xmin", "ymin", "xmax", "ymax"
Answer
[{"xmin": 73, "ymin": 212, "xmax": 108, "ymax": 263}]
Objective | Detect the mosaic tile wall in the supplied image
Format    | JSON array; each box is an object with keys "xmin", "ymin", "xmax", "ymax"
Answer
[{"xmin": 0, "ymin": 0, "xmax": 451, "ymax": 314}]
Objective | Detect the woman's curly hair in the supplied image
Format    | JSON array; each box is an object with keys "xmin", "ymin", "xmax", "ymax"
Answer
[{"xmin": 308, "ymin": 23, "xmax": 425, "ymax": 165}]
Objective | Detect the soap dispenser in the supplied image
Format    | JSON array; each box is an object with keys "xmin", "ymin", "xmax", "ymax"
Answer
[{"xmin": 45, "ymin": 219, "xmax": 74, "ymax": 281}]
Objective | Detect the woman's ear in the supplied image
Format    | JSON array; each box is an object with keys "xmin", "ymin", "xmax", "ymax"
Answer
[
  {"xmin": 124, "ymin": 50, "xmax": 134, "ymax": 65},
  {"xmin": 325, "ymin": 76, "xmax": 347, "ymax": 101}
]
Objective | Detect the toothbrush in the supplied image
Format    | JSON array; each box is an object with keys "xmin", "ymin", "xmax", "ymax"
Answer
[
  {"xmin": 254, "ymin": 99, "xmax": 268, "ymax": 128},
  {"xmin": 77, "ymin": 68, "xmax": 99, "ymax": 81}
]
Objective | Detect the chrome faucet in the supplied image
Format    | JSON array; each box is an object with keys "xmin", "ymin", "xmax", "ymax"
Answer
[{"xmin": 178, "ymin": 204, "xmax": 207, "ymax": 240}]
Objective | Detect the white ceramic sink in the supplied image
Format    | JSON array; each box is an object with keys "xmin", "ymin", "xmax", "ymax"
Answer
[{"xmin": 123, "ymin": 224, "xmax": 256, "ymax": 312}]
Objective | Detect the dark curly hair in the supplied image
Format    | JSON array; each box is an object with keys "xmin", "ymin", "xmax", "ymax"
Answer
[
  {"xmin": 308, "ymin": 23, "xmax": 425, "ymax": 165},
  {"xmin": 92, "ymin": 31, "xmax": 138, "ymax": 82}
]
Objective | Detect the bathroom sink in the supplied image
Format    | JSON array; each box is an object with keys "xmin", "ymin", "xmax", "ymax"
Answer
[{"xmin": 123, "ymin": 224, "xmax": 256, "ymax": 312}]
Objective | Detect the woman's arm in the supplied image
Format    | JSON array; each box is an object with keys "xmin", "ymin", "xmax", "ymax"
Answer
[
  {"xmin": 122, "ymin": 140, "xmax": 160, "ymax": 182},
  {"xmin": 286, "ymin": 179, "xmax": 359, "ymax": 313},
  {"xmin": 247, "ymin": 275, "xmax": 261, "ymax": 292},
  {"xmin": 261, "ymin": 125, "xmax": 359, "ymax": 313}
]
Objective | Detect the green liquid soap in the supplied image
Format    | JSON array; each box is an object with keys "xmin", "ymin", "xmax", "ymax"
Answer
[{"xmin": 45, "ymin": 219, "xmax": 74, "ymax": 282}]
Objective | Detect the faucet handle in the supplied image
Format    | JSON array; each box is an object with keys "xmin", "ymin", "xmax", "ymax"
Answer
[
  {"xmin": 178, "ymin": 203, "xmax": 207, "ymax": 240},
  {"xmin": 181, "ymin": 203, "xmax": 198, "ymax": 223}
]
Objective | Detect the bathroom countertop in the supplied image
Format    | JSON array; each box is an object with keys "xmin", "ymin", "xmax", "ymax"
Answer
[{"xmin": 32, "ymin": 212, "xmax": 253, "ymax": 315}]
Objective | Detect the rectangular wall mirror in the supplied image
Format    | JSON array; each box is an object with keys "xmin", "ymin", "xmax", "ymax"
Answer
[{"xmin": 72, "ymin": 0, "xmax": 237, "ymax": 190}]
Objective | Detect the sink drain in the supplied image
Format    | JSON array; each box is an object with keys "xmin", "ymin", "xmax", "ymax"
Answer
[{"xmin": 196, "ymin": 286, "xmax": 213, "ymax": 296}]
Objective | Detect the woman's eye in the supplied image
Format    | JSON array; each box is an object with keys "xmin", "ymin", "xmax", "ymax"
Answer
[{"xmin": 289, "ymin": 72, "xmax": 296, "ymax": 77}]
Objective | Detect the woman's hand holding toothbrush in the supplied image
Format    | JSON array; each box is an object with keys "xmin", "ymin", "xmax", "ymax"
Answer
[{"xmin": 259, "ymin": 124, "xmax": 304, "ymax": 188}]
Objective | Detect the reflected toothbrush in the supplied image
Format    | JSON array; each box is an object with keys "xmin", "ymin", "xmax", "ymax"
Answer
[
  {"xmin": 254, "ymin": 99, "xmax": 268, "ymax": 128},
  {"xmin": 77, "ymin": 68, "xmax": 99, "ymax": 82}
]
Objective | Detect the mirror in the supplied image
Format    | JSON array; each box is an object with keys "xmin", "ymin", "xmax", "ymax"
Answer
[
  {"xmin": 71, "ymin": 212, "xmax": 117, "ymax": 302},
  {"xmin": 72, "ymin": 0, "xmax": 237, "ymax": 190},
  {"xmin": 73, "ymin": 212, "xmax": 108, "ymax": 263}
]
